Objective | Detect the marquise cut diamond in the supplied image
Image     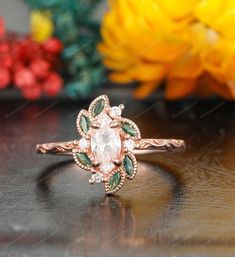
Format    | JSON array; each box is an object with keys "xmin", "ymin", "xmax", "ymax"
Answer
[{"xmin": 91, "ymin": 113, "xmax": 121, "ymax": 174}]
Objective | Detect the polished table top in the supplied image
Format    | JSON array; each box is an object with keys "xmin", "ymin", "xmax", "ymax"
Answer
[{"xmin": 0, "ymin": 94, "xmax": 235, "ymax": 256}]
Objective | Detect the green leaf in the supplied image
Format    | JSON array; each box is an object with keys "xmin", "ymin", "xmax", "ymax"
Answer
[
  {"xmin": 121, "ymin": 123, "xmax": 138, "ymax": 137},
  {"xmin": 123, "ymin": 155, "xmax": 134, "ymax": 176},
  {"xmin": 76, "ymin": 152, "xmax": 92, "ymax": 166},
  {"xmin": 80, "ymin": 114, "xmax": 90, "ymax": 134},
  {"xmin": 109, "ymin": 172, "xmax": 121, "ymax": 191},
  {"xmin": 92, "ymin": 99, "xmax": 105, "ymax": 116}
]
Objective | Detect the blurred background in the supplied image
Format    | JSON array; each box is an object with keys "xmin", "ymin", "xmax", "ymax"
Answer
[
  {"xmin": 1, "ymin": 1, "xmax": 235, "ymax": 256},
  {"xmin": 0, "ymin": 1, "xmax": 29, "ymax": 33},
  {"xmin": 0, "ymin": 0, "xmax": 107, "ymax": 100},
  {"xmin": 1, "ymin": 0, "xmax": 235, "ymax": 101}
]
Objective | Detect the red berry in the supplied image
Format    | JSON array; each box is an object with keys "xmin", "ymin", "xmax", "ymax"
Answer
[
  {"xmin": 14, "ymin": 68, "xmax": 36, "ymax": 88},
  {"xmin": 0, "ymin": 67, "xmax": 10, "ymax": 88},
  {"xmin": 13, "ymin": 62, "xmax": 24, "ymax": 73},
  {"xmin": 0, "ymin": 43, "xmax": 10, "ymax": 54},
  {"xmin": 0, "ymin": 28, "xmax": 63, "ymax": 100},
  {"xmin": 30, "ymin": 58, "xmax": 51, "ymax": 79},
  {"xmin": 21, "ymin": 84, "xmax": 41, "ymax": 100},
  {"xmin": 17, "ymin": 39, "xmax": 41, "ymax": 62},
  {"xmin": 1, "ymin": 55, "xmax": 13, "ymax": 69},
  {"xmin": 42, "ymin": 72, "xmax": 63, "ymax": 96},
  {"xmin": 43, "ymin": 38, "xmax": 63, "ymax": 54}
]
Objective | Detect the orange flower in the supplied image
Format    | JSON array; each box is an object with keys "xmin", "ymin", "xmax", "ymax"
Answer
[{"xmin": 98, "ymin": 0, "xmax": 235, "ymax": 100}]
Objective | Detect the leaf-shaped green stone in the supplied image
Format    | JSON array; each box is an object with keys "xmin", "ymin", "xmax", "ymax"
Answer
[
  {"xmin": 123, "ymin": 155, "xmax": 134, "ymax": 176},
  {"xmin": 76, "ymin": 152, "xmax": 92, "ymax": 166},
  {"xmin": 121, "ymin": 123, "xmax": 138, "ymax": 137},
  {"xmin": 92, "ymin": 99, "xmax": 105, "ymax": 116},
  {"xmin": 109, "ymin": 172, "xmax": 121, "ymax": 191},
  {"xmin": 80, "ymin": 114, "xmax": 90, "ymax": 134}
]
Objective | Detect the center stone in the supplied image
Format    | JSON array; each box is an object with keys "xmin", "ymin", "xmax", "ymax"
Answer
[{"xmin": 91, "ymin": 113, "xmax": 121, "ymax": 173}]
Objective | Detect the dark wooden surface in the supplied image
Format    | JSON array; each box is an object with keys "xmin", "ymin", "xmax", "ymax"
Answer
[{"xmin": 0, "ymin": 93, "xmax": 235, "ymax": 256}]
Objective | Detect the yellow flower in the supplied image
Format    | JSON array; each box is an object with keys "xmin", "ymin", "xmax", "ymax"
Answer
[
  {"xmin": 30, "ymin": 11, "xmax": 54, "ymax": 43},
  {"xmin": 99, "ymin": 0, "xmax": 235, "ymax": 100}
]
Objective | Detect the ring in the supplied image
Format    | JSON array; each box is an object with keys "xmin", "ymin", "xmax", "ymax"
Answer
[{"xmin": 36, "ymin": 95, "xmax": 186, "ymax": 194}]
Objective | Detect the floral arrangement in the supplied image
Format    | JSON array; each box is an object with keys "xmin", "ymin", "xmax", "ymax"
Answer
[
  {"xmin": 1, "ymin": 0, "xmax": 235, "ymax": 101},
  {"xmin": 0, "ymin": 17, "xmax": 63, "ymax": 100},
  {"xmin": 0, "ymin": 0, "xmax": 104, "ymax": 100},
  {"xmin": 25, "ymin": 0, "xmax": 104, "ymax": 99},
  {"xmin": 99, "ymin": 0, "xmax": 235, "ymax": 100}
]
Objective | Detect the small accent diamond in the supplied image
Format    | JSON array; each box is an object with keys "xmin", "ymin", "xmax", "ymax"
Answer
[
  {"xmin": 110, "ymin": 106, "xmax": 122, "ymax": 117},
  {"xmin": 91, "ymin": 172, "xmax": 103, "ymax": 183},
  {"xmin": 78, "ymin": 138, "xmax": 89, "ymax": 150},
  {"xmin": 123, "ymin": 139, "xmax": 135, "ymax": 151}
]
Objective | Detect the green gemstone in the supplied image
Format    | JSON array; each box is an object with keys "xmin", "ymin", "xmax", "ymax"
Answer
[
  {"xmin": 76, "ymin": 152, "xmax": 92, "ymax": 166},
  {"xmin": 80, "ymin": 114, "xmax": 90, "ymax": 134},
  {"xmin": 121, "ymin": 123, "xmax": 138, "ymax": 137},
  {"xmin": 123, "ymin": 155, "xmax": 134, "ymax": 176},
  {"xmin": 109, "ymin": 172, "xmax": 121, "ymax": 191},
  {"xmin": 92, "ymin": 99, "xmax": 105, "ymax": 116}
]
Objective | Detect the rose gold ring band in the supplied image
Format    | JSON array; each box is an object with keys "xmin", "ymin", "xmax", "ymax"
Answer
[
  {"xmin": 36, "ymin": 138, "xmax": 186, "ymax": 156},
  {"xmin": 36, "ymin": 95, "xmax": 186, "ymax": 194}
]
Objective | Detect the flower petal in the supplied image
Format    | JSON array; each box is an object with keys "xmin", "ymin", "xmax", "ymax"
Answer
[{"xmin": 166, "ymin": 78, "xmax": 197, "ymax": 99}]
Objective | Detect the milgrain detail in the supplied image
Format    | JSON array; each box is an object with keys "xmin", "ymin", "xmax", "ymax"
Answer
[{"xmin": 137, "ymin": 139, "xmax": 186, "ymax": 152}]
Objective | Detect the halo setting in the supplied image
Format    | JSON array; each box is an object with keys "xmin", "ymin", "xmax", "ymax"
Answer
[{"xmin": 73, "ymin": 95, "xmax": 140, "ymax": 194}]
